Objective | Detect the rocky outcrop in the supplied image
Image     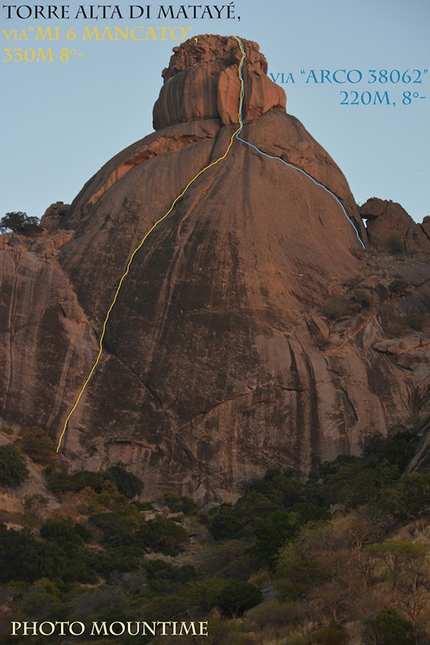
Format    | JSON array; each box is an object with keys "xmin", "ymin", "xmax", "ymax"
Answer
[
  {"xmin": 359, "ymin": 197, "xmax": 430, "ymax": 255},
  {"xmin": 40, "ymin": 201, "xmax": 70, "ymax": 231},
  {"xmin": 153, "ymin": 36, "xmax": 286, "ymax": 130},
  {"xmin": 0, "ymin": 36, "xmax": 429, "ymax": 503}
]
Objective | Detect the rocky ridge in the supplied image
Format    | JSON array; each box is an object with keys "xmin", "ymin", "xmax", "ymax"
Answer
[{"xmin": 0, "ymin": 35, "xmax": 429, "ymax": 503}]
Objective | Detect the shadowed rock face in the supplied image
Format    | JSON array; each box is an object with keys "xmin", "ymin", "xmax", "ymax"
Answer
[{"xmin": 1, "ymin": 36, "xmax": 429, "ymax": 503}]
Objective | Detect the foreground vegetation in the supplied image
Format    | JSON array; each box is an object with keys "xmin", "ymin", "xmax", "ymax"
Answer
[{"xmin": 0, "ymin": 422, "xmax": 429, "ymax": 645}]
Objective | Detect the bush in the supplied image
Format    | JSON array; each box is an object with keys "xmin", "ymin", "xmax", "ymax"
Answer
[
  {"xmin": 245, "ymin": 600, "xmax": 296, "ymax": 631},
  {"xmin": 40, "ymin": 519, "xmax": 84, "ymax": 547},
  {"xmin": 248, "ymin": 509, "xmax": 297, "ymax": 570},
  {"xmin": 354, "ymin": 289, "xmax": 371, "ymax": 307},
  {"xmin": 248, "ymin": 470, "xmax": 305, "ymax": 508},
  {"xmin": 142, "ymin": 559, "xmax": 197, "ymax": 594},
  {"xmin": 18, "ymin": 426, "xmax": 55, "ymax": 465},
  {"xmin": 0, "ymin": 212, "xmax": 43, "ymax": 236},
  {"xmin": 364, "ymin": 608, "xmax": 414, "ymax": 645},
  {"xmin": 379, "ymin": 472, "xmax": 430, "ymax": 521},
  {"xmin": 185, "ymin": 578, "xmax": 227, "ymax": 612},
  {"xmin": 388, "ymin": 279, "xmax": 410, "ymax": 294},
  {"xmin": 90, "ymin": 506, "xmax": 142, "ymax": 547},
  {"xmin": 216, "ymin": 579, "xmax": 263, "ymax": 617},
  {"xmin": 199, "ymin": 540, "xmax": 250, "ymax": 579},
  {"xmin": 46, "ymin": 469, "xmax": 108, "ymax": 495},
  {"xmin": 385, "ymin": 314, "xmax": 426, "ymax": 337},
  {"xmin": 321, "ymin": 296, "xmax": 350, "ymax": 319},
  {"xmin": 311, "ymin": 625, "xmax": 348, "ymax": 645},
  {"xmin": 136, "ymin": 515, "xmax": 188, "ymax": 555},
  {"xmin": 0, "ymin": 523, "xmax": 64, "ymax": 583},
  {"xmin": 207, "ymin": 503, "xmax": 242, "ymax": 541},
  {"xmin": 387, "ymin": 234, "xmax": 404, "ymax": 254},
  {"xmin": 106, "ymin": 464, "xmax": 143, "ymax": 499},
  {"xmin": 163, "ymin": 492, "xmax": 198, "ymax": 515},
  {"xmin": 402, "ymin": 313, "xmax": 426, "ymax": 331},
  {"xmin": 0, "ymin": 444, "xmax": 29, "ymax": 487}
]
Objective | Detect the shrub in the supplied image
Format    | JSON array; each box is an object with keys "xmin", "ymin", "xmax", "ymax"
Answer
[
  {"xmin": 245, "ymin": 600, "xmax": 296, "ymax": 631},
  {"xmin": 311, "ymin": 625, "xmax": 348, "ymax": 645},
  {"xmin": 163, "ymin": 492, "xmax": 198, "ymax": 515},
  {"xmin": 142, "ymin": 560, "xmax": 197, "ymax": 594},
  {"xmin": 90, "ymin": 506, "xmax": 142, "ymax": 547},
  {"xmin": 24, "ymin": 494, "xmax": 49, "ymax": 514},
  {"xmin": 106, "ymin": 464, "xmax": 143, "ymax": 499},
  {"xmin": 384, "ymin": 319, "xmax": 410, "ymax": 337},
  {"xmin": 385, "ymin": 314, "xmax": 426, "ymax": 337},
  {"xmin": 321, "ymin": 296, "xmax": 350, "ymax": 319},
  {"xmin": 46, "ymin": 469, "xmax": 108, "ymax": 495},
  {"xmin": 136, "ymin": 515, "xmax": 188, "ymax": 555},
  {"xmin": 0, "ymin": 523, "xmax": 65, "ymax": 583},
  {"xmin": 18, "ymin": 426, "xmax": 55, "ymax": 465},
  {"xmin": 379, "ymin": 472, "xmax": 430, "ymax": 521},
  {"xmin": 388, "ymin": 279, "xmax": 410, "ymax": 294},
  {"xmin": 354, "ymin": 289, "xmax": 371, "ymax": 307},
  {"xmin": 402, "ymin": 313, "xmax": 426, "ymax": 330},
  {"xmin": 207, "ymin": 503, "xmax": 242, "ymax": 541},
  {"xmin": 40, "ymin": 519, "xmax": 84, "ymax": 547},
  {"xmin": 0, "ymin": 444, "xmax": 29, "ymax": 487},
  {"xmin": 248, "ymin": 509, "xmax": 297, "ymax": 570},
  {"xmin": 387, "ymin": 234, "xmax": 404, "ymax": 254},
  {"xmin": 185, "ymin": 578, "xmax": 227, "ymax": 612},
  {"xmin": 364, "ymin": 608, "xmax": 414, "ymax": 645},
  {"xmin": 199, "ymin": 540, "xmax": 250, "ymax": 579}
]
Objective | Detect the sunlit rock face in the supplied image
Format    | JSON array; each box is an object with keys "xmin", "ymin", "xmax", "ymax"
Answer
[{"xmin": 1, "ymin": 36, "xmax": 429, "ymax": 503}]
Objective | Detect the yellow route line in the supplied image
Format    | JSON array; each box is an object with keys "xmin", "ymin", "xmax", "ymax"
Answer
[{"xmin": 56, "ymin": 36, "xmax": 246, "ymax": 452}]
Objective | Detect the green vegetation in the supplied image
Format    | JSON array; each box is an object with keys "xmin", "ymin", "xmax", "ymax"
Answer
[
  {"xmin": 0, "ymin": 444, "xmax": 29, "ymax": 487},
  {"xmin": 388, "ymin": 278, "xmax": 410, "ymax": 294},
  {"xmin": 0, "ymin": 211, "xmax": 43, "ymax": 236},
  {"xmin": 216, "ymin": 579, "xmax": 263, "ymax": 617},
  {"xmin": 0, "ymin": 425, "xmax": 429, "ymax": 645},
  {"xmin": 45, "ymin": 462, "xmax": 141, "ymax": 498},
  {"xmin": 321, "ymin": 296, "xmax": 350, "ymax": 319},
  {"xmin": 387, "ymin": 234, "xmax": 404, "ymax": 254},
  {"xmin": 364, "ymin": 609, "xmax": 414, "ymax": 645},
  {"xmin": 18, "ymin": 426, "xmax": 55, "ymax": 465},
  {"xmin": 353, "ymin": 289, "xmax": 371, "ymax": 307},
  {"xmin": 384, "ymin": 313, "xmax": 427, "ymax": 337}
]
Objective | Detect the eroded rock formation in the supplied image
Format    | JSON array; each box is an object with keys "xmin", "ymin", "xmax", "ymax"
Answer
[
  {"xmin": 1, "ymin": 36, "xmax": 429, "ymax": 502},
  {"xmin": 360, "ymin": 197, "xmax": 430, "ymax": 255}
]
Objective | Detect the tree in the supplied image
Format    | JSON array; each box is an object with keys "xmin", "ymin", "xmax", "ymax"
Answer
[
  {"xmin": 365, "ymin": 540, "xmax": 429, "ymax": 590},
  {"xmin": 107, "ymin": 464, "xmax": 143, "ymax": 499},
  {"xmin": 185, "ymin": 578, "xmax": 227, "ymax": 612},
  {"xmin": 207, "ymin": 503, "xmax": 241, "ymax": 541},
  {"xmin": 248, "ymin": 508, "xmax": 297, "ymax": 570},
  {"xmin": 310, "ymin": 578, "xmax": 350, "ymax": 623},
  {"xmin": 216, "ymin": 580, "xmax": 263, "ymax": 617},
  {"xmin": 379, "ymin": 473, "xmax": 430, "ymax": 522},
  {"xmin": 0, "ymin": 212, "xmax": 43, "ymax": 236},
  {"xmin": 136, "ymin": 515, "xmax": 188, "ymax": 555},
  {"xmin": 0, "ymin": 444, "xmax": 29, "ymax": 487},
  {"xmin": 364, "ymin": 608, "xmax": 414, "ymax": 645},
  {"xmin": 0, "ymin": 523, "xmax": 65, "ymax": 583}
]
